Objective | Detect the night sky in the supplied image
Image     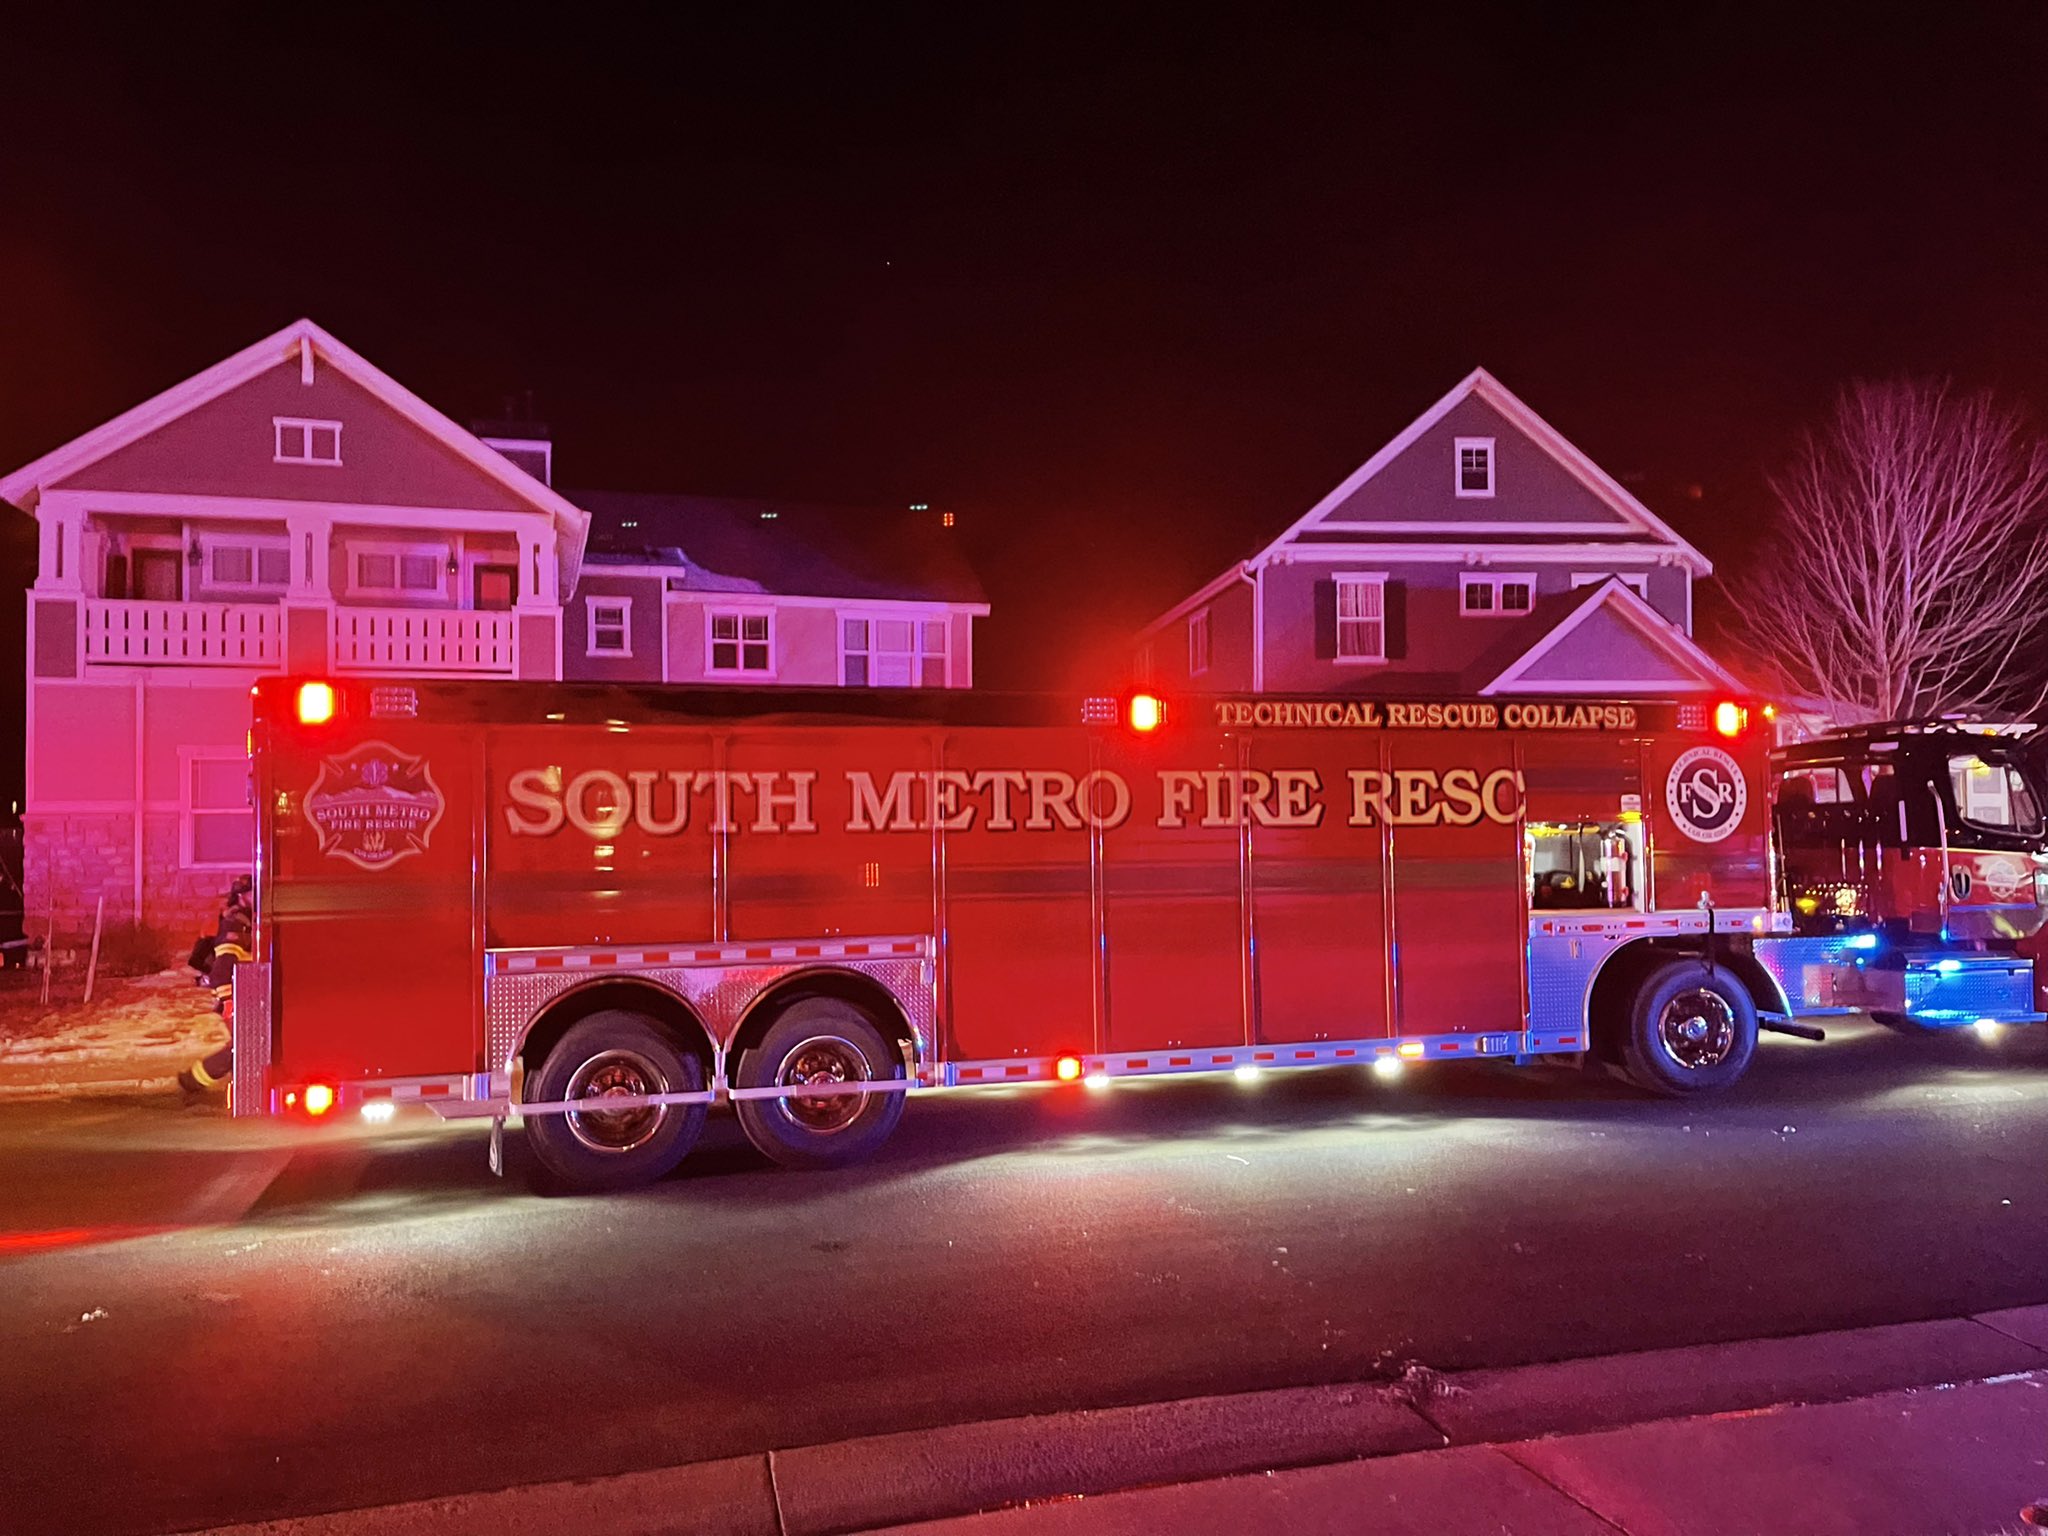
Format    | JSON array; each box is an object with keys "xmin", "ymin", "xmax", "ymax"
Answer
[{"xmin": 7, "ymin": 5, "xmax": 2048, "ymax": 693}]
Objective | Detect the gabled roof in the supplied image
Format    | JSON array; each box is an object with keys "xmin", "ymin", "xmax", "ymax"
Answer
[
  {"xmin": 1261, "ymin": 368, "xmax": 1711, "ymax": 575},
  {"xmin": 575, "ymin": 489, "xmax": 988, "ymax": 608},
  {"xmin": 0, "ymin": 318, "xmax": 589, "ymax": 546},
  {"xmin": 1476, "ymin": 577, "xmax": 1741, "ymax": 695}
]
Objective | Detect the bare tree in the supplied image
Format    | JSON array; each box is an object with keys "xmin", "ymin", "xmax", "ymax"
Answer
[{"xmin": 1740, "ymin": 378, "xmax": 2048, "ymax": 724}]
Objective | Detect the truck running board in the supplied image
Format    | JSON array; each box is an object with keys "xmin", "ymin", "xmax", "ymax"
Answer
[{"xmin": 1759, "ymin": 1019, "xmax": 1827, "ymax": 1042}]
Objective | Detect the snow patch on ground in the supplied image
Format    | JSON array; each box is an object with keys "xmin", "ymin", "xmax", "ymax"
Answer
[{"xmin": 0, "ymin": 969, "xmax": 226, "ymax": 1093}]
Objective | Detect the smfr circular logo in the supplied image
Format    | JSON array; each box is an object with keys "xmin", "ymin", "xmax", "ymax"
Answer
[{"xmin": 1665, "ymin": 746, "xmax": 1747, "ymax": 843}]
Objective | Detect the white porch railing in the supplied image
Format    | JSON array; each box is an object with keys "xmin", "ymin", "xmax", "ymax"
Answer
[
  {"xmin": 331, "ymin": 607, "xmax": 518, "ymax": 674},
  {"xmin": 82, "ymin": 600, "xmax": 283, "ymax": 667}
]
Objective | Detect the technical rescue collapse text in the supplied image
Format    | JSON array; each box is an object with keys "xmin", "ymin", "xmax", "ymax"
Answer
[{"xmin": 503, "ymin": 763, "xmax": 1527, "ymax": 838}]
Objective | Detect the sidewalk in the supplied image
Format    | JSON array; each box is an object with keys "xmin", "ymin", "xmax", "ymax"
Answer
[
  {"xmin": 874, "ymin": 1372, "xmax": 2048, "ymax": 1535},
  {"xmin": 0, "ymin": 967, "xmax": 224, "ymax": 1099},
  {"xmin": 192, "ymin": 1307, "xmax": 2048, "ymax": 1536}
]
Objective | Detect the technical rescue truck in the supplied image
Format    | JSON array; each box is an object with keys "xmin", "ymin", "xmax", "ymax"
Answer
[{"xmin": 232, "ymin": 676, "xmax": 1845, "ymax": 1190}]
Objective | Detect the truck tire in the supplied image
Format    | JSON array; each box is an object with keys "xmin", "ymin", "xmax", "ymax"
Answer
[
  {"xmin": 734, "ymin": 998, "xmax": 906, "ymax": 1170},
  {"xmin": 1620, "ymin": 960, "xmax": 1758, "ymax": 1097},
  {"xmin": 524, "ymin": 1011, "xmax": 708, "ymax": 1191}
]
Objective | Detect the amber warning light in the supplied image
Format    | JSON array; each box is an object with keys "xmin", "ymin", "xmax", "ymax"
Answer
[
  {"xmin": 1713, "ymin": 701, "xmax": 1748, "ymax": 739},
  {"xmin": 297, "ymin": 680, "xmax": 337, "ymax": 725}
]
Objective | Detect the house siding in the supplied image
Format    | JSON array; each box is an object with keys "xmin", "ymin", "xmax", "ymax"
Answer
[
  {"xmin": 1306, "ymin": 394, "xmax": 1633, "ymax": 530},
  {"xmin": 54, "ymin": 361, "xmax": 536, "ymax": 512},
  {"xmin": 1261, "ymin": 560, "xmax": 1667, "ymax": 691},
  {"xmin": 1508, "ymin": 608, "xmax": 1705, "ymax": 686},
  {"xmin": 563, "ymin": 573, "xmax": 668, "ymax": 682},
  {"xmin": 1155, "ymin": 577, "xmax": 1255, "ymax": 692}
]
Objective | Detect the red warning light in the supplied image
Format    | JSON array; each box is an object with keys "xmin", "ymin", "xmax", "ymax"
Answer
[
  {"xmin": 1128, "ymin": 694, "xmax": 1164, "ymax": 733},
  {"xmin": 1713, "ymin": 701, "xmax": 1747, "ymax": 739},
  {"xmin": 1055, "ymin": 1055, "xmax": 1084, "ymax": 1082},
  {"xmin": 297, "ymin": 681, "xmax": 336, "ymax": 726},
  {"xmin": 303, "ymin": 1083, "xmax": 336, "ymax": 1116}
]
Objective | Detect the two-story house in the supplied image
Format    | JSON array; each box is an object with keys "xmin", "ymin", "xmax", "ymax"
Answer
[
  {"xmin": 4, "ymin": 319, "xmax": 986, "ymax": 951},
  {"xmin": 1137, "ymin": 369, "xmax": 1739, "ymax": 699},
  {"xmin": 2, "ymin": 319, "xmax": 582, "ymax": 950}
]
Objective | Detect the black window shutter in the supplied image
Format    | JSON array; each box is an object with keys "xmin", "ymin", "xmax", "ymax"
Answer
[
  {"xmin": 1313, "ymin": 579, "xmax": 1336, "ymax": 660},
  {"xmin": 1384, "ymin": 580, "xmax": 1407, "ymax": 661}
]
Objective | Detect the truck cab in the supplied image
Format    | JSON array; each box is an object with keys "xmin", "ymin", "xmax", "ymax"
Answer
[{"xmin": 1769, "ymin": 723, "xmax": 2048, "ymax": 1027}]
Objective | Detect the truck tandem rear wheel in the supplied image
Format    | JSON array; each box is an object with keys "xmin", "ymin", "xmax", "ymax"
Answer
[
  {"xmin": 523, "ymin": 1011, "xmax": 708, "ymax": 1191},
  {"xmin": 734, "ymin": 998, "xmax": 906, "ymax": 1171},
  {"xmin": 1620, "ymin": 959, "xmax": 1758, "ymax": 1097}
]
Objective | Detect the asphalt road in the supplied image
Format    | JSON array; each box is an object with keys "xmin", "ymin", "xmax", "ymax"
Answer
[{"xmin": 3, "ymin": 1022, "xmax": 2046, "ymax": 1536}]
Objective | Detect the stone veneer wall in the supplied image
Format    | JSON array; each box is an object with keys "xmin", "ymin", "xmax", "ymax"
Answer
[{"xmin": 24, "ymin": 811, "xmax": 237, "ymax": 961}]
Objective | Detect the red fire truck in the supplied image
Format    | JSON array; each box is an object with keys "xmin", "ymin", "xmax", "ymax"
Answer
[
  {"xmin": 234, "ymin": 677, "xmax": 1836, "ymax": 1189},
  {"xmin": 1768, "ymin": 721, "xmax": 2048, "ymax": 1029}
]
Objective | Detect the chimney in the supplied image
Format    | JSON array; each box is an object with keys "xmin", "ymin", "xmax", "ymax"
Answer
[{"xmin": 474, "ymin": 394, "xmax": 552, "ymax": 486}]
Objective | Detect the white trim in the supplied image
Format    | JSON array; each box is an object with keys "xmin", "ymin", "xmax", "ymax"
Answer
[
  {"xmin": 1259, "ymin": 369, "xmax": 1711, "ymax": 575},
  {"xmin": 1137, "ymin": 562, "xmax": 1251, "ymax": 638},
  {"xmin": 1453, "ymin": 435, "xmax": 1495, "ymax": 498},
  {"xmin": 1250, "ymin": 565, "xmax": 1265, "ymax": 693},
  {"xmin": 705, "ymin": 606, "xmax": 776, "ymax": 678},
  {"xmin": 1458, "ymin": 570, "xmax": 1536, "ymax": 617},
  {"xmin": 1306, "ymin": 519, "xmax": 1637, "ymax": 535},
  {"xmin": 1332, "ymin": 572, "xmax": 1388, "ymax": 664},
  {"xmin": 1479, "ymin": 581, "xmax": 1742, "ymax": 696},
  {"xmin": 660, "ymin": 588, "xmax": 988, "ymax": 617},
  {"xmin": 179, "ymin": 745, "xmax": 254, "ymax": 871},
  {"xmin": 1571, "ymin": 570, "xmax": 1650, "ymax": 597},
  {"xmin": 1260, "ymin": 543, "xmax": 1686, "ymax": 566},
  {"xmin": 272, "ymin": 416, "xmax": 343, "ymax": 467},
  {"xmin": 0, "ymin": 319, "xmax": 590, "ymax": 551},
  {"xmin": 1187, "ymin": 607, "xmax": 1211, "ymax": 677},
  {"xmin": 585, "ymin": 595, "xmax": 633, "ymax": 658}
]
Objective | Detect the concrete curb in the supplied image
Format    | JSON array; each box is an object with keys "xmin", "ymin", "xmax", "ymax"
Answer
[{"xmin": 179, "ymin": 1305, "xmax": 2048, "ymax": 1536}]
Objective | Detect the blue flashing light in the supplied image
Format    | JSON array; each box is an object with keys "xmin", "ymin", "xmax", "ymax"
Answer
[
  {"xmin": 1846, "ymin": 933, "xmax": 1880, "ymax": 951},
  {"xmin": 1934, "ymin": 959, "xmax": 1964, "ymax": 975}
]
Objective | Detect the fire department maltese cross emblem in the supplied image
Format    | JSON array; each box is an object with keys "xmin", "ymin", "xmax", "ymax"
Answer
[{"xmin": 303, "ymin": 742, "xmax": 445, "ymax": 871}]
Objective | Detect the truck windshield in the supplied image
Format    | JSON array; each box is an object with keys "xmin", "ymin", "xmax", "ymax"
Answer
[{"xmin": 1948, "ymin": 752, "xmax": 2045, "ymax": 837}]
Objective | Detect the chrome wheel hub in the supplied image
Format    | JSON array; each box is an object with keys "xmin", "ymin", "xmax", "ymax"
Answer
[
  {"xmin": 776, "ymin": 1035, "xmax": 870, "ymax": 1135},
  {"xmin": 564, "ymin": 1048, "xmax": 668, "ymax": 1153},
  {"xmin": 1656, "ymin": 989, "xmax": 1737, "ymax": 1070}
]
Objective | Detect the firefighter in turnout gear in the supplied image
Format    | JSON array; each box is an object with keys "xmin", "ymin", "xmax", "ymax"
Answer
[{"xmin": 178, "ymin": 882, "xmax": 253, "ymax": 1103}]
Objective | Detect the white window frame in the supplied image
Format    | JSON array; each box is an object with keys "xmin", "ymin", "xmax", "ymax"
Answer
[
  {"xmin": 1459, "ymin": 571, "xmax": 1537, "ymax": 617},
  {"xmin": 1333, "ymin": 573, "xmax": 1388, "ymax": 664},
  {"xmin": 1571, "ymin": 571, "xmax": 1650, "ymax": 598},
  {"xmin": 1454, "ymin": 435, "xmax": 1495, "ymax": 498},
  {"xmin": 198, "ymin": 532, "xmax": 292, "ymax": 593},
  {"xmin": 585, "ymin": 595, "xmax": 633, "ymax": 658},
  {"xmin": 274, "ymin": 416, "xmax": 344, "ymax": 467},
  {"xmin": 343, "ymin": 539, "xmax": 451, "ymax": 603},
  {"xmin": 707, "ymin": 607, "xmax": 777, "ymax": 678},
  {"xmin": 1187, "ymin": 608, "xmax": 1212, "ymax": 676},
  {"xmin": 181, "ymin": 748, "xmax": 253, "ymax": 871},
  {"xmin": 838, "ymin": 608, "xmax": 949, "ymax": 688}
]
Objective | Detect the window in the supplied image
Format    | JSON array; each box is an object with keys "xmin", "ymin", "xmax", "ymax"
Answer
[
  {"xmin": 185, "ymin": 753, "xmax": 252, "ymax": 870},
  {"xmin": 274, "ymin": 417, "xmax": 343, "ymax": 466},
  {"xmin": 586, "ymin": 597, "xmax": 632, "ymax": 657},
  {"xmin": 1460, "ymin": 573, "xmax": 1536, "ymax": 616},
  {"xmin": 1454, "ymin": 436, "xmax": 1494, "ymax": 497},
  {"xmin": 841, "ymin": 614, "xmax": 946, "ymax": 687},
  {"xmin": 1948, "ymin": 753, "xmax": 2043, "ymax": 835},
  {"xmin": 347, "ymin": 542, "xmax": 447, "ymax": 600},
  {"xmin": 1188, "ymin": 609, "xmax": 1211, "ymax": 676},
  {"xmin": 1334, "ymin": 574, "xmax": 1386, "ymax": 662},
  {"xmin": 710, "ymin": 610, "xmax": 774, "ymax": 675},
  {"xmin": 1528, "ymin": 821, "xmax": 1644, "ymax": 911},
  {"xmin": 202, "ymin": 537, "xmax": 291, "ymax": 592},
  {"xmin": 1571, "ymin": 571, "xmax": 1651, "ymax": 598}
]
